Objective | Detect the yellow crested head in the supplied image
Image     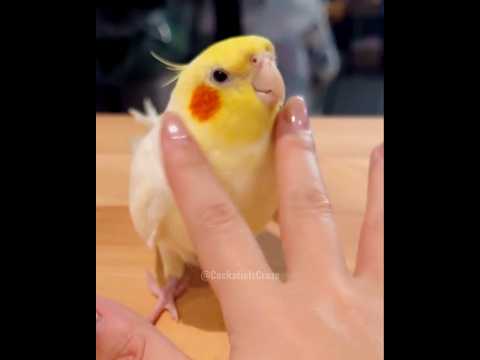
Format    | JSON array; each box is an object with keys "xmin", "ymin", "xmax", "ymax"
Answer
[{"xmin": 156, "ymin": 35, "xmax": 285, "ymax": 149}]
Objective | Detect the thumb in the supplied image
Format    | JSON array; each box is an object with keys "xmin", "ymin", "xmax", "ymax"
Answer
[{"xmin": 96, "ymin": 295, "xmax": 189, "ymax": 360}]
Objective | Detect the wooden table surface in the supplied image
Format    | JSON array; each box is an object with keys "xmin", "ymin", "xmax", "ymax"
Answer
[{"xmin": 96, "ymin": 114, "xmax": 384, "ymax": 359}]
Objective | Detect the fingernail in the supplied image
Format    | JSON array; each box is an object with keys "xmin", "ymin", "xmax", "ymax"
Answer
[
  {"xmin": 163, "ymin": 112, "xmax": 189, "ymax": 140},
  {"xmin": 285, "ymin": 96, "xmax": 309, "ymax": 131}
]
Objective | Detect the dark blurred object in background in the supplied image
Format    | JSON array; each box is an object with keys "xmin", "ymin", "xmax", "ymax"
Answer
[
  {"xmin": 96, "ymin": 1, "xmax": 245, "ymax": 113},
  {"xmin": 325, "ymin": 0, "xmax": 384, "ymax": 114},
  {"xmin": 96, "ymin": 1, "xmax": 207, "ymax": 112},
  {"xmin": 96, "ymin": 0, "xmax": 383, "ymax": 115},
  {"xmin": 241, "ymin": 0, "xmax": 340, "ymax": 112}
]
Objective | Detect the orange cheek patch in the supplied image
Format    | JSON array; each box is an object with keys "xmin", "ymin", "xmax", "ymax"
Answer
[{"xmin": 189, "ymin": 84, "xmax": 221, "ymax": 122}]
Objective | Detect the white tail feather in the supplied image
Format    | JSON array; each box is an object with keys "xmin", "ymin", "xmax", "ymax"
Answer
[
  {"xmin": 128, "ymin": 98, "xmax": 163, "ymax": 154},
  {"xmin": 128, "ymin": 98, "xmax": 161, "ymax": 129}
]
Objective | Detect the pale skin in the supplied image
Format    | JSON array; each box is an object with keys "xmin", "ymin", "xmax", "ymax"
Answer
[{"xmin": 96, "ymin": 97, "xmax": 384, "ymax": 359}]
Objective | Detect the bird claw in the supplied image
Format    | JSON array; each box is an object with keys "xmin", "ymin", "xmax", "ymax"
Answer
[{"xmin": 145, "ymin": 272, "xmax": 188, "ymax": 324}]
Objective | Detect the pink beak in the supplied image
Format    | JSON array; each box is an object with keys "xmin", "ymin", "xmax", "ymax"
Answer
[{"xmin": 251, "ymin": 53, "xmax": 285, "ymax": 108}]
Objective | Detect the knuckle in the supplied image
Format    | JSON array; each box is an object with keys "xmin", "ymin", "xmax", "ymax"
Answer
[
  {"xmin": 97, "ymin": 317, "xmax": 146, "ymax": 360},
  {"xmin": 199, "ymin": 202, "xmax": 238, "ymax": 230},
  {"xmin": 288, "ymin": 183, "xmax": 332, "ymax": 216},
  {"xmin": 118, "ymin": 333, "xmax": 146, "ymax": 360}
]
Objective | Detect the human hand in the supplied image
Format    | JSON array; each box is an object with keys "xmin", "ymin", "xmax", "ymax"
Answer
[{"xmin": 96, "ymin": 96, "xmax": 384, "ymax": 359}]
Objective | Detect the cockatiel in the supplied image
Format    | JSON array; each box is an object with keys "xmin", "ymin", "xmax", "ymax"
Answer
[{"xmin": 129, "ymin": 35, "xmax": 285, "ymax": 323}]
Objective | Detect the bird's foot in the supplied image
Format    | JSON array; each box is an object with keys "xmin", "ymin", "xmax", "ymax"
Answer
[{"xmin": 146, "ymin": 272, "xmax": 188, "ymax": 324}]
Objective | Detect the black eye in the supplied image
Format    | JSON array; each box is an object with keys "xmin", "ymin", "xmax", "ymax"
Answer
[{"xmin": 212, "ymin": 69, "xmax": 229, "ymax": 83}]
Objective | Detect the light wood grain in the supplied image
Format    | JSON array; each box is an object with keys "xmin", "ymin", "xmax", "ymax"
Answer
[{"xmin": 96, "ymin": 114, "xmax": 384, "ymax": 359}]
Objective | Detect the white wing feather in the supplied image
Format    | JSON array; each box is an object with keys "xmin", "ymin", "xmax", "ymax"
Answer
[{"xmin": 129, "ymin": 117, "xmax": 172, "ymax": 249}]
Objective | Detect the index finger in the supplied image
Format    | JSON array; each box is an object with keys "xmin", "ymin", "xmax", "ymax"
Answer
[{"xmin": 160, "ymin": 113, "xmax": 275, "ymax": 308}]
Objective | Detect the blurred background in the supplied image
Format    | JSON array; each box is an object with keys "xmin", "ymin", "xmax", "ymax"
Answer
[{"xmin": 96, "ymin": 0, "xmax": 383, "ymax": 115}]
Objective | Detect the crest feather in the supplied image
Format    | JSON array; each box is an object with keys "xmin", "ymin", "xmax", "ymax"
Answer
[
  {"xmin": 150, "ymin": 51, "xmax": 188, "ymax": 87},
  {"xmin": 150, "ymin": 51, "xmax": 188, "ymax": 72}
]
